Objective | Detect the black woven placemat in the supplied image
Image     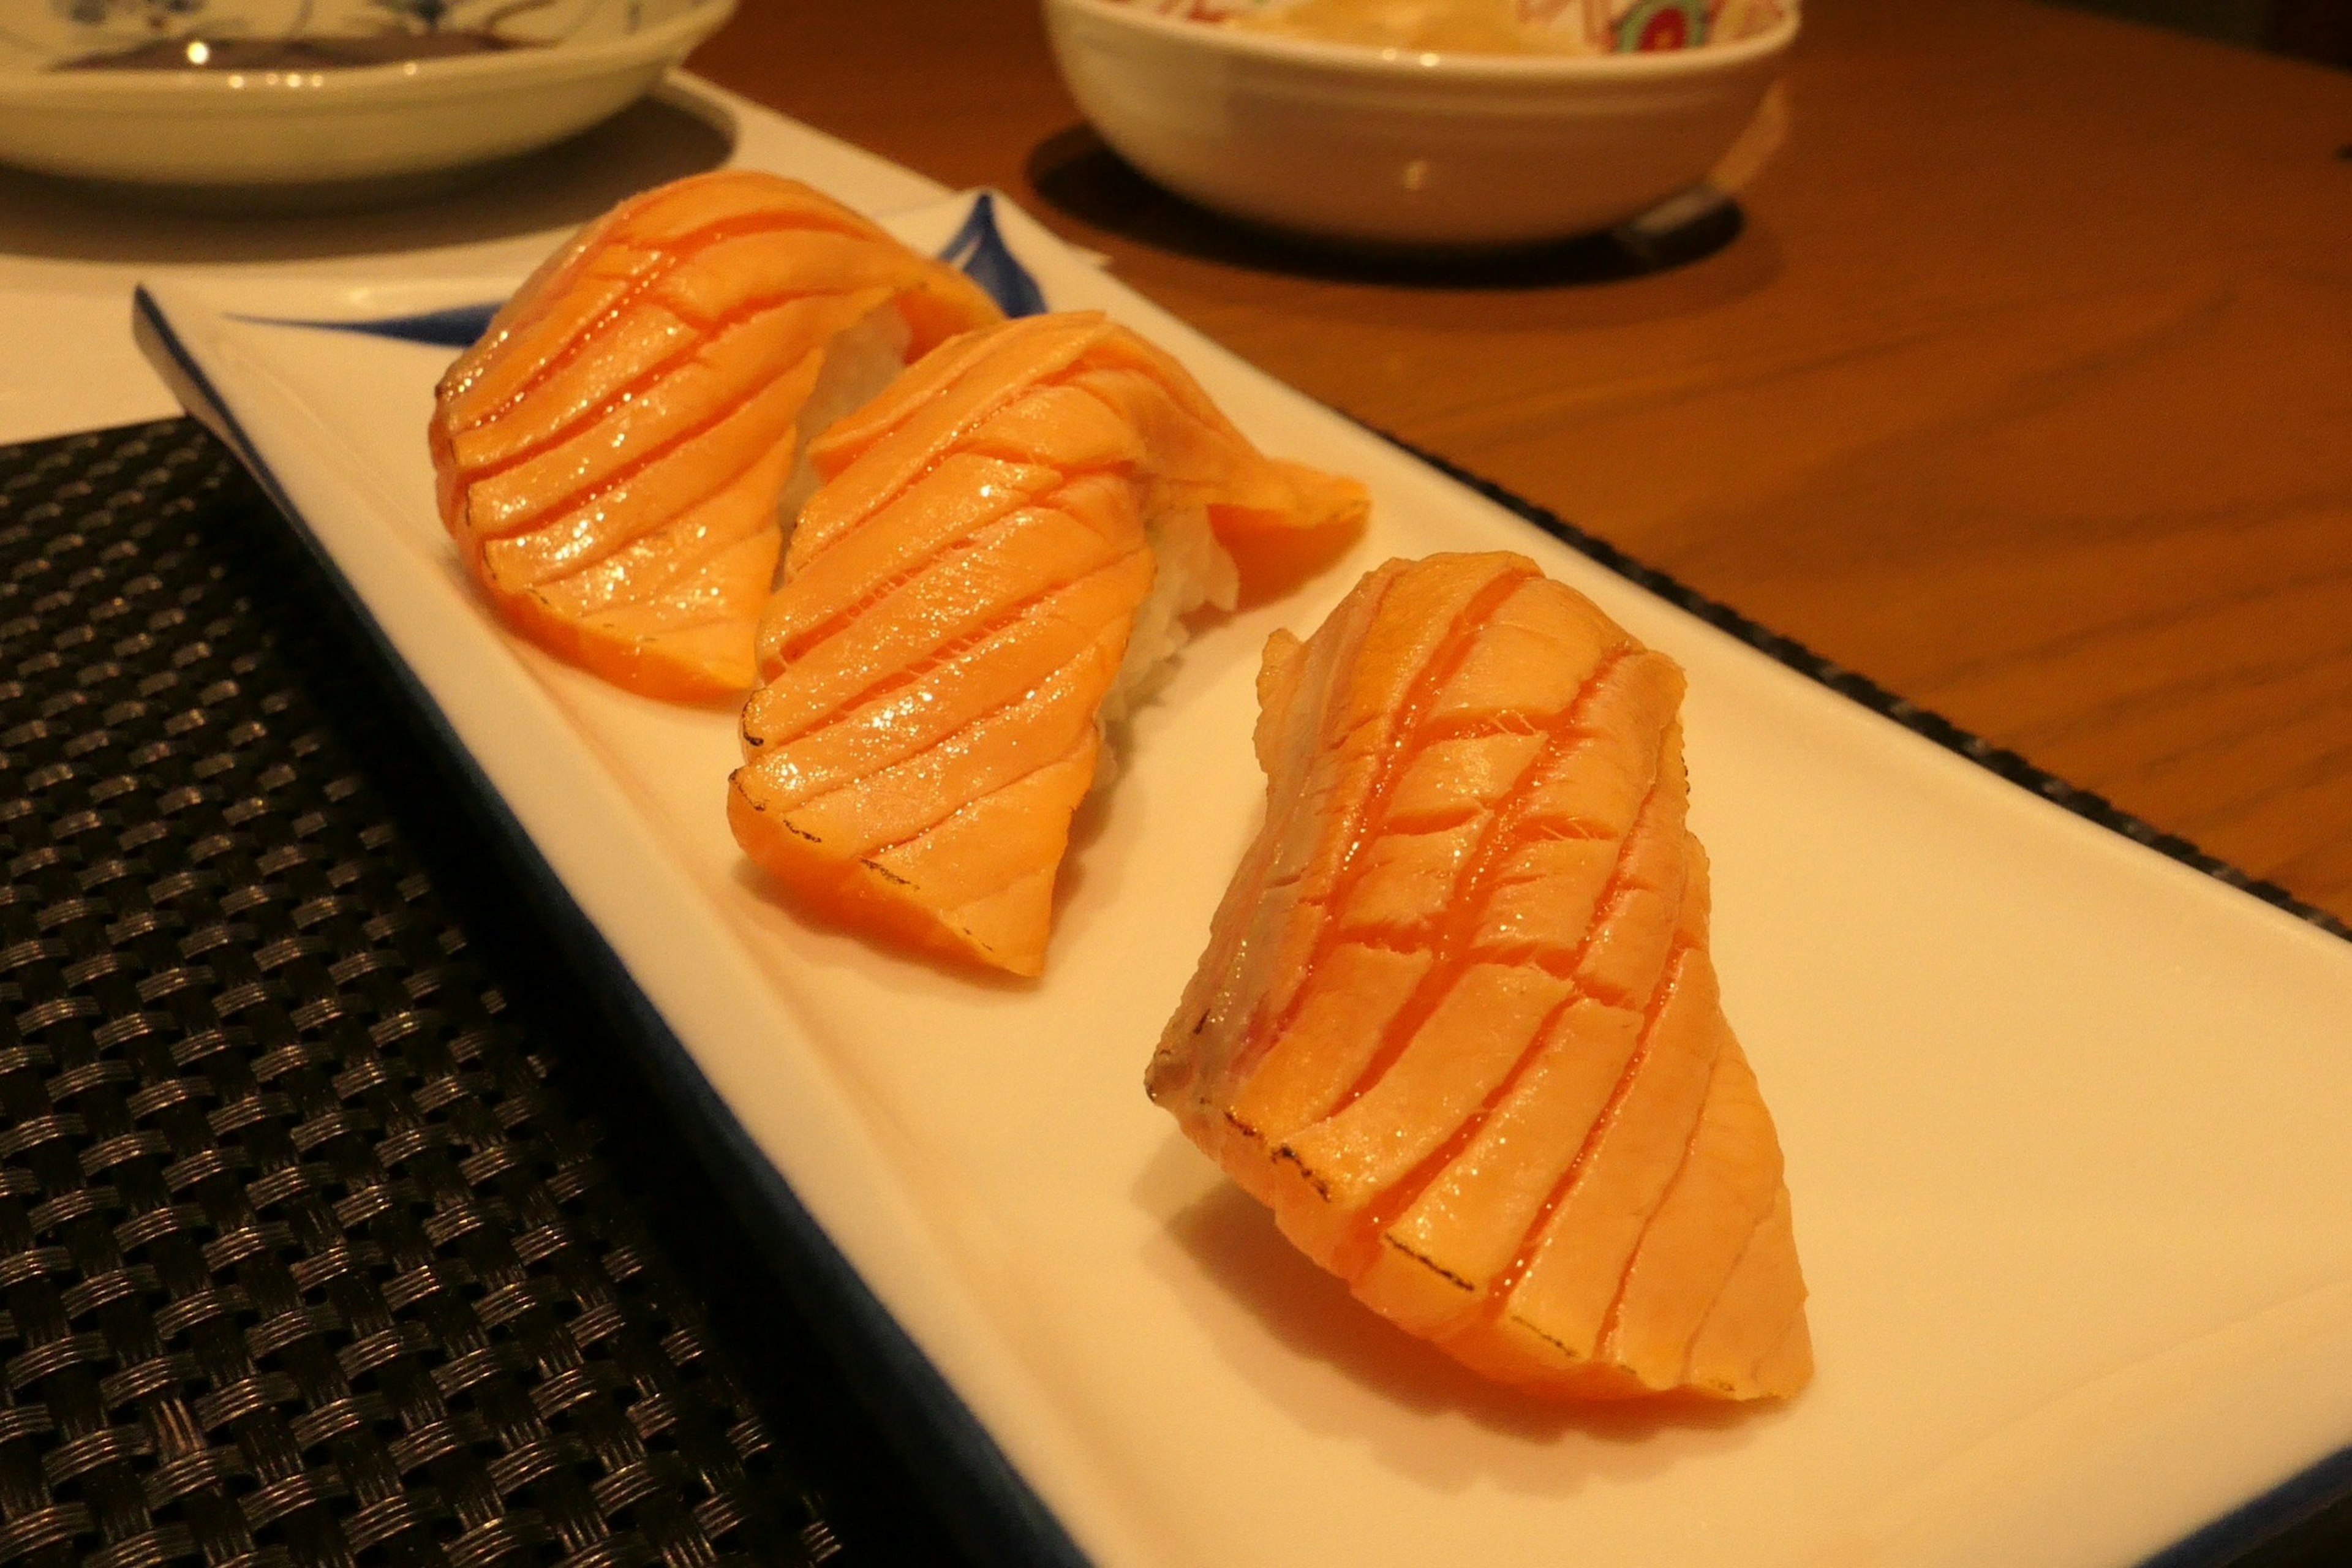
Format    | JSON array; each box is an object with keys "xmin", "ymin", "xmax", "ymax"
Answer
[
  {"xmin": 5, "ymin": 413, "xmax": 2346, "ymax": 1568},
  {"xmin": 0, "ymin": 420, "xmax": 974, "ymax": 1567}
]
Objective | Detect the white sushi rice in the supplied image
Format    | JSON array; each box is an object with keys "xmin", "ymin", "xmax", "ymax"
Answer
[
  {"xmin": 1091, "ymin": 500, "xmax": 1242, "ymax": 789},
  {"xmin": 771, "ymin": 312, "xmax": 1245, "ymax": 791},
  {"xmin": 772, "ymin": 304, "xmax": 914, "ymax": 555},
  {"xmin": 1101, "ymin": 502, "xmax": 1238, "ymax": 727}
]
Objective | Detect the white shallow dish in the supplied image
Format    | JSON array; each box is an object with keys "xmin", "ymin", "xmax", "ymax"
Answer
[
  {"xmin": 130, "ymin": 162, "xmax": 2352, "ymax": 1565},
  {"xmin": 0, "ymin": 0, "xmax": 732, "ymax": 191},
  {"xmin": 1042, "ymin": 0, "xmax": 1795, "ymax": 246}
]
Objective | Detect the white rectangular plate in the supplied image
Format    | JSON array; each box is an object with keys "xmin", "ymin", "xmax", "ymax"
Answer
[{"xmin": 131, "ymin": 140, "xmax": 2352, "ymax": 1568}]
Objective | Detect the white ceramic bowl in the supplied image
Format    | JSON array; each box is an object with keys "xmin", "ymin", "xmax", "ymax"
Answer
[
  {"xmin": 1041, "ymin": 0, "xmax": 1796, "ymax": 247},
  {"xmin": 0, "ymin": 0, "xmax": 733, "ymax": 194}
]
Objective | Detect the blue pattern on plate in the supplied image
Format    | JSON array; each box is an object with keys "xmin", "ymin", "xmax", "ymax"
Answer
[
  {"xmin": 935, "ymin": 192, "xmax": 1049, "ymax": 318},
  {"xmin": 230, "ymin": 300, "xmax": 505, "ymax": 349},
  {"xmin": 233, "ymin": 190, "xmax": 1050, "ymax": 349},
  {"xmin": 17, "ymin": 0, "xmax": 633, "ymax": 62},
  {"xmin": 55, "ymin": 0, "xmax": 202, "ymax": 24}
]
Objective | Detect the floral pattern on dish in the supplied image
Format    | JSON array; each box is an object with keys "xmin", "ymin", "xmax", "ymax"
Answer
[
  {"xmin": 1112, "ymin": 0, "xmax": 1793, "ymax": 53},
  {"xmin": 1, "ymin": 0, "xmax": 657, "ymax": 70}
]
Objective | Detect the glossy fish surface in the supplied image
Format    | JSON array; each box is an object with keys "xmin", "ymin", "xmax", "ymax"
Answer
[
  {"xmin": 729, "ymin": 311, "xmax": 1369, "ymax": 976},
  {"xmin": 1152, "ymin": 551, "xmax": 1810, "ymax": 1400},
  {"xmin": 429, "ymin": 171, "xmax": 1003, "ymax": 701}
]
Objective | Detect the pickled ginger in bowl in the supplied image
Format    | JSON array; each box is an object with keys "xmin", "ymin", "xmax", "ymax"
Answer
[{"xmin": 1041, "ymin": 0, "xmax": 1797, "ymax": 247}]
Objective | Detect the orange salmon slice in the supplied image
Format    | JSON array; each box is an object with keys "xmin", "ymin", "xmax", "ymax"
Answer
[
  {"xmin": 730, "ymin": 312, "xmax": 1369, "ymax": 977},
  {"xmin": 1151, "ymin": 551, "xmax": 1810, "ymax": 1401},
  {"xmin": 429, "ymin": 170, "xmax": 1005, "ymax": 703}
]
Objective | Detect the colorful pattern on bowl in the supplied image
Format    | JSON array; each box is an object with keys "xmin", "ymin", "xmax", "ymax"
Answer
[
  {"xmin": 0, "ymin": 0, "xmax": 662, "ymax": 72},
  {"xmin": 1116, "ymin": 0, "xmax": 1793, "ymax": 53}
]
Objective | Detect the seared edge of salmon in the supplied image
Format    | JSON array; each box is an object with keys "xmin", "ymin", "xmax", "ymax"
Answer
[
  {"xmin": 428, "ymin": 171, "xmax": 1005, "ymax": 702},
  {"xmin": 1152, "ymin": 551, "xmax": 1809, "ymax": 1400},
  {"xmin": 729, "ymin": 312, "xmax": 1370, "ymax": 975}
]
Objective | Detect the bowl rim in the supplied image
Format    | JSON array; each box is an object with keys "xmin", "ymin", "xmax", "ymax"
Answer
[
  {"xmin": 1044, "ymin": 0, "xmax": 1799, "ymax": 78},
  {"xmin": 0, "ymin": 0, "xmax": 733, "ymax": 104}
]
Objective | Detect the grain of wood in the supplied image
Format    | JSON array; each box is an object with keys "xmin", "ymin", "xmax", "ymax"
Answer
[{"xmin": 688, "ymin": 0, "xmax": 2352, "ymax": 921}]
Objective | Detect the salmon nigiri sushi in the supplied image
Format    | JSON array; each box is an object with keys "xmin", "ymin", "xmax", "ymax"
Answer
[
  {"xmin": 728, "ymin": 311, "xmax": 1369, "ymax": 978},
  {"xmin": 430, "ymin": 171, "xmax": 1003, "ymax": 702},
  {"xmin": 1151, "ymin": 552, "xmax": 1810, "ymax": 1401}
]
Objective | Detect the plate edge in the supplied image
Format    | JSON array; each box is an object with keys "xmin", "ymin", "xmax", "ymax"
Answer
[
  {"xmin": 126, "ymin": 286, "xmax": 1096, "ymax": 1568},
  {"xmin": 114, "ymin": 258, "xmax": 2352, "ymax": 1567}
]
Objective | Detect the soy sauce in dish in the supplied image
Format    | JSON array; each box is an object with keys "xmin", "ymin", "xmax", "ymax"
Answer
[{"xmin": 52, "ymin": 31, "xmax": 530, "ymax": 71}]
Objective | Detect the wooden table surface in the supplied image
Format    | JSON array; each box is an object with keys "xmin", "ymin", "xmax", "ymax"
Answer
[{"xmin": 688, "ymin": 0, "xmax": 2352, "ymax": 926}]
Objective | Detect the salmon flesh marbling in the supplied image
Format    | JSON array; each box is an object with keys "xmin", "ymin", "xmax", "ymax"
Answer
[
  {"xmin": 729, "ymin": 311, "xmax": 1369, "ymax": 977},
  {"xmin": 1152, "ymin": 551, "xmax": 1811, "ymax": 1400},
  {"xmin": 430, "ymin": 171, "xmax": 1003, "ymax": 701}
]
